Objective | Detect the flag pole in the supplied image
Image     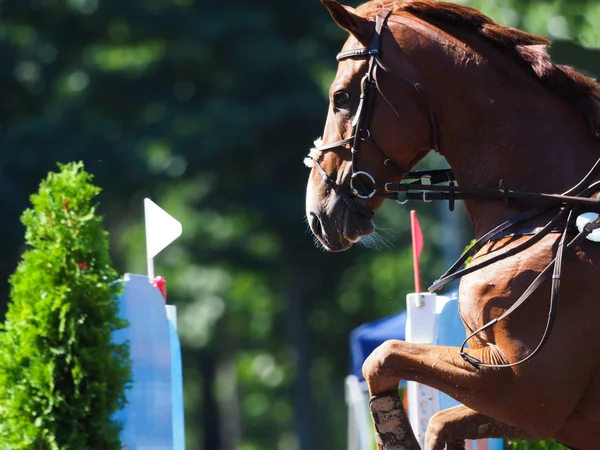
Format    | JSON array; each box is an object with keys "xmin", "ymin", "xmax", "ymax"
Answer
[
  {"xmin": 147, "ymin": 256, "xmax": 155, "ymax": 282},
  {"xmin": 410, "ymin": 210, "xmax": 422, "ymax": 293}
]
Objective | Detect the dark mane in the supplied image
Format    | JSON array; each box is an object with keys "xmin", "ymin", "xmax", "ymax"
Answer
[{"xmin": 356, "ymin": 0, "xmax": 600, "ymax": 137}]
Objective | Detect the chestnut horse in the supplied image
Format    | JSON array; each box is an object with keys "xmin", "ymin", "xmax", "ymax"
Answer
[{"xmin": 304, "ymin": 1, "xmax": 600, "ymax": 449}]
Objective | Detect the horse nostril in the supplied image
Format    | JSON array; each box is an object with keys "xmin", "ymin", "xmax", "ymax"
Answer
[{"xmin": 309, "ymin": 213, "xmax": 323, "ymax": 237}]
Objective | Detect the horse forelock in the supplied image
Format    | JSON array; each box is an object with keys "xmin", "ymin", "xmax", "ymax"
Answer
[{"xmin": 353, "ymin": 0, "xmax": 600, "ymax": 138}]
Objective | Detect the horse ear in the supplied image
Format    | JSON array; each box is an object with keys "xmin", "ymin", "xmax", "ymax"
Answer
[{"xmin": 322, "ymin": 0, "xmax": 372, "ymax": 41}]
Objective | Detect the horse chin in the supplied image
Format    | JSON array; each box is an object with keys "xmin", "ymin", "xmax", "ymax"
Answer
[
  {"xmin": 309, "ymin": 206, "xmax": 375, "ymax": 252},
  {"xmin": 320, "ymin": 238, "xmax": 354, "ymax": 253},
  {"xmin": 342, "ymin": 208, "xmax": 375, "ymax": 245}
]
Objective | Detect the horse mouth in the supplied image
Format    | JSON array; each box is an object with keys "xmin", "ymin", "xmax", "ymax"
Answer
[{"xmin": 308, "ymin": 207, "xmax": 375, "ymax": 252}]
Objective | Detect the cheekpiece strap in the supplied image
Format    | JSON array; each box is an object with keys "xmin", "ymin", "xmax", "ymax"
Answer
[{"xmin": 371, "ymin": 8, "xmax": 392, "ymax": 53}]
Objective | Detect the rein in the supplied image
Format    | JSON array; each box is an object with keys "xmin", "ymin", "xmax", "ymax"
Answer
[{"xmin": 305, "ymin": 8, "xmax": 600, "ymax": 369}]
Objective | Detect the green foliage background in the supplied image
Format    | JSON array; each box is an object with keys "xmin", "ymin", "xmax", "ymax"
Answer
[
  {"xmin": 0, "ymin": 0, "xmax": 597, "ymax": 448},
  {"xmin": 0, "ymin": 163, "xmax": 130, "ymax": 449}
]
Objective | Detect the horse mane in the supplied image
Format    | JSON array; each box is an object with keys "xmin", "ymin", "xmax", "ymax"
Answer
[{"xmin": 355, "ymin": 0, "xmax": 600, "ymax": 137}]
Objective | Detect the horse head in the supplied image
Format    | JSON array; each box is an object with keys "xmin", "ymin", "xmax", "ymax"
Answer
[{"xmin": 305, "ymin": 0, "xmax": 437, "ymax": 252}]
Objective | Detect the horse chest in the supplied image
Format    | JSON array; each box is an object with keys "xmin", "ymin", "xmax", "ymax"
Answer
[
  {"xmin": 457, "ymin": 267, "xmax": 513, "ymax": 339},
  {"xmin": 456, "ymin": 236, "xmax": 558, "ymax": 341}
]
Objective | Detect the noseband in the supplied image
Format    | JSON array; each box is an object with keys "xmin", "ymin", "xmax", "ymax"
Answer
[{"xmin": 303, "ymin": 8, "xmax": 440, "ymax": 205}]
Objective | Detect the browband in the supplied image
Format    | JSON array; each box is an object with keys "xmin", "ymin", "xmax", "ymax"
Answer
[
  {"xmin": 336, "ymin": 9, "xmax": 392, "ymax": 61},
  {"xmin": 336, "ymin": 47, "xmax": 377, "ymax": 61}
]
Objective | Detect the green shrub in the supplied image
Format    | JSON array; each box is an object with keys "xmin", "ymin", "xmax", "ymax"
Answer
[
  {"xmin": 509, "ymin": 440, "xmax": 565, "ymax": 449},
  {"xmin": 0, "ymin": 162, "xmax": 131, "ymax": 449}
]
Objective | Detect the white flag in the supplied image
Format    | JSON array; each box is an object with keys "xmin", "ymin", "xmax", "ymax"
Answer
[{"xmin": 144, "ymin": 198, "xmax": 183, "ymax": 258}]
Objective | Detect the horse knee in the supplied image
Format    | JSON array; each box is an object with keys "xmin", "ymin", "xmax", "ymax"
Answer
[
  {"xmin": 424, "ymin": 414, "xmax": 447, "ymax": 450},
  {"xmin": 425, "ymin": 411, "xmax": 464, "ymax": 450},
  {"xmin": 362, "ymin": 340, "xmax": 403, "ymax": 391}
]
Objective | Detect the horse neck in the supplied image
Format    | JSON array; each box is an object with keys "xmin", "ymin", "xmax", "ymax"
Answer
[{"xmin": 414, "ymin": 30, "xmax": 600, "ymax": 236}]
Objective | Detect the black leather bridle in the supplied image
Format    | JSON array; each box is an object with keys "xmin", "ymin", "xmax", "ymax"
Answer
[
  {"xmin": 305, "ymin": 8, "xmax": 600, "ymax": 369},
  {"xmin": 304, "ymin": 8, "xmax": 441, "ymax": 210},
  {"xmin": 303, "ymin": 8, "xmax": 600, "ymax": 212}
]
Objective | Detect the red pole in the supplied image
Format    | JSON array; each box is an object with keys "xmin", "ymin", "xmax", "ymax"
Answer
[{"xmin": 410, "ymin": 210, "xmax": 423, "ymax": 293}]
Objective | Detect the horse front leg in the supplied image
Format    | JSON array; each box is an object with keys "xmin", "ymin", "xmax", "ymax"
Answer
[
  {"xmin": 363, "ymin": 340, "xmax": 507, "ymax": 405},
  {"xmin": 425, "ymin": 405, "xmax": 534, "ymax": 450},
  {"xmin": 363, "ymin": 340, "xmax": 515, "ymax": 449}
]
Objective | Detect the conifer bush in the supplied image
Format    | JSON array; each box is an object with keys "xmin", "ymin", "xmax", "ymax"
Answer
[{"xmin": 0, "ymin": 162, "xmax": 131, "ymax": 449}]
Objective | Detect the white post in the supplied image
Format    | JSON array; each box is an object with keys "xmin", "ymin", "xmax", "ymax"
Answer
[{"xmin": 405, "ymin": 292, "xmax": 452, "ymax": 446}]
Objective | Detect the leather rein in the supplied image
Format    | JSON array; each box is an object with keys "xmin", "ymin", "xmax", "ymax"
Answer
[{"xmin": 304, "ymin": 8, "xmax": 600, "ymax": 369}]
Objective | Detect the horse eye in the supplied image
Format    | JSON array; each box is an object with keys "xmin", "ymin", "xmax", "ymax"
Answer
[{"xmin": 333, "ymin": 91, "xmax": 350, "ymax": 107}]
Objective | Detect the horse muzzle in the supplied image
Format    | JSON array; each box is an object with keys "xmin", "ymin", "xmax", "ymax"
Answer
[{"xmin": 307, "ymin": 204, "xmax": 375, "ymax": 252}]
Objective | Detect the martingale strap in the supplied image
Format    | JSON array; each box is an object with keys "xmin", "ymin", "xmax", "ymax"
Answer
[
  {"xmin": 429, "ymin": 180, "xmax": 600, "ymax": 293},
  {"xmin": 429, "ymin": 205, "xmax": 563, "ymax": 293},
  {"xmin": 439, "ymin": 179, "xmax": 600, "ymax": 369},
  {"xmin": 460, "ymin": 211, "xmax": 600, "ymax": 370}
]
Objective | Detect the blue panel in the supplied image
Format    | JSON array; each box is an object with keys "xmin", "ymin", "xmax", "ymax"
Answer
[
  {"xmin": 168, "ymin": 318, "xmax": 185, "ymax": 450},
  {"xmin": 113, "ymin": 274, "xmax": 174, "ymax": 450},
  {"xmin": 435, "ymin": 299, "xmax": 465, "ymax": 411},
  {"xmin": 485, "ymin": 440, "xmax": 505, "ymax": 450}
]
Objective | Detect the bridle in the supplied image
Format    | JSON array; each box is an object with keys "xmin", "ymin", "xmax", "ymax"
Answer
[
  {"xmin": 303, "ymin": 8, "xmax": 600, "ymax": 212},
  {"xmin": 305, "ymin": 7, "xmax": 600, "ymax": 369},
  {"xmin": 303, "ymin": 8, "xmax": 441, "ymax": 210}
]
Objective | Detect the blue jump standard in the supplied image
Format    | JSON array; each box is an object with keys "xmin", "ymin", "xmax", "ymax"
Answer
[{"xmin": 112, "ymin": 274, "xmax": 185, "ymax": 450}]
